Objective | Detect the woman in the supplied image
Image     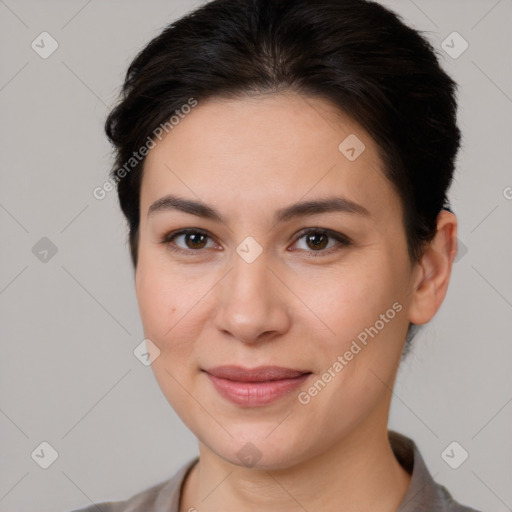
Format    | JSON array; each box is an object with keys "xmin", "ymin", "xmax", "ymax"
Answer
[{"xmin": 74, "ymin": 0, "xmax": 481, "ymax": 510}]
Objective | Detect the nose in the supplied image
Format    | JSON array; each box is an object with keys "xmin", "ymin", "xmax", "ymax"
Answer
[{"xmin": 213, "ymin": 252, "xmax": 291, "ymax": 345}]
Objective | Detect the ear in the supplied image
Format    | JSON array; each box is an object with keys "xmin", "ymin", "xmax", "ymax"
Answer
[{"xmin": 408, "ymin": 210, "xmax": 458, "ymax": 325}]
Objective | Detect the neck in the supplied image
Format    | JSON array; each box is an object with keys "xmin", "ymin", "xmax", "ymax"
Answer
[{"xmin": 180, "ymin": 420, "xmax": 411, "ymax": 512}]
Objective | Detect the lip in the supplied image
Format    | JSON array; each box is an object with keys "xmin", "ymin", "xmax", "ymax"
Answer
[{"xmin": 203, "ymin": 365, "xmax": 312, "ymax": 407}]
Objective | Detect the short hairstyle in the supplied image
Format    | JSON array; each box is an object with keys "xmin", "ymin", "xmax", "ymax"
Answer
[{"xmin": 105, "ymin": 0, "xmax": 461, "ymax": 270}]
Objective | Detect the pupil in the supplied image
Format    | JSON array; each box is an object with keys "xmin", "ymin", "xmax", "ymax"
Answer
[
  {"xmin": 307, "ymin": 233, "xmax": 327, "ymax": 250},
  {"xmin": 187, "ymin": 233, "xmax": 206, "ymax": 248}
]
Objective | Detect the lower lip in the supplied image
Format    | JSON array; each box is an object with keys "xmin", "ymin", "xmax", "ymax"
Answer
[{"xmin": 206, "ymin": 373, "xmax": 311, "ymax": 407}]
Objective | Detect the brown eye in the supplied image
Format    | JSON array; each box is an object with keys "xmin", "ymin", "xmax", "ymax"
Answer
[
  {"xmin": 160, "ymin": 229, "xmax": 218, "ymax": 254},
  {"xmin": 183, "ymin": 232, "xmax": 208, "ymax": 249},
  {"xmin": 305, "ymin": 232, "xmax": 329, "ymax": 250},
  {"xmin": 292, "ymin": 228, "xmax": 352, "ymax": 256}
]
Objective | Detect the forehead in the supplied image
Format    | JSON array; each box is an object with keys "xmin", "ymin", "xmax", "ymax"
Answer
[{"xmin": 140, "ymin": 92, "xmax": 399, "ymax": 222}]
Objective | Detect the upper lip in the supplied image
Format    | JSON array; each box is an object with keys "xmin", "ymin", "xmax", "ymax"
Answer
[{"xmin": 204, "ymin": 365, "xmax": 311, "ymax": 382}]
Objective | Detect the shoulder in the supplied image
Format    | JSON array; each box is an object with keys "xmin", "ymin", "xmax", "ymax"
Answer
[
  {"xmin": 389, "ymin": 431, "xmax": 483, "ymax": 512},
  {"xmin": 67, "ymin": 457, "xmax": 198, "ymax": 512},
  {"xmin": 67, "ymin": 478, "xmax": 170, "ymax": 512},
  {"xmin": 432, "ymin": 482, "xmax": 483, "ymax": 512}
]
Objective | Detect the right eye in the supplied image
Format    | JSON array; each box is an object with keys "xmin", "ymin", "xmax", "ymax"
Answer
[{"xmin": 159, "ymin": 228, "xmax": 221, "ymax": 255}]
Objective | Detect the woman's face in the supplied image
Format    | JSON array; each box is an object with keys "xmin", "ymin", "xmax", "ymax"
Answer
[{"xmin": 136, "ymin": 92, "xmax": 418, "ymax": 468}]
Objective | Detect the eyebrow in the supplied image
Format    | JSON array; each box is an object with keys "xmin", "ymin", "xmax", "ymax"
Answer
[{"xmin": 147, "ymin": 194, "xmax": 370, "ymax": 223}]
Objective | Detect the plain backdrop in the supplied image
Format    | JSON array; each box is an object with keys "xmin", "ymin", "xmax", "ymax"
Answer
[{"xmin": 1, "ymin": 1, "xmax": 511, "ymax": 511}]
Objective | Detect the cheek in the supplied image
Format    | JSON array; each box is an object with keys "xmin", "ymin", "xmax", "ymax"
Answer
[
  {"xmin": 134, "ymin": 257, "xmax": 214, "ymax": 362},
  {"xmin": 134, "ymin": 257, "xmax": 190, "ymax": 357},
  {"xmin": 305, "ymin": 262, "xmax": 399, "ymax": 344},
  {"xmin": 302, "ymin": 257, "xmax": 409, "ymax": 400},
  {"xmin": 136, "ymin": 267, "xmax": 172, "ymax": 336}
]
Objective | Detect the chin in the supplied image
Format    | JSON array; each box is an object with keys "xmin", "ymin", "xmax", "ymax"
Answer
[{"xmin": 197, "ymin": 424, "xmax": 314, "ymax": 470}]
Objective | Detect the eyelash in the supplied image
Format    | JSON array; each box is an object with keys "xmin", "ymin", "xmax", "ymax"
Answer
[{"xmin": 159, "ymin": 228, "xmax": 352, "ymax": 258}]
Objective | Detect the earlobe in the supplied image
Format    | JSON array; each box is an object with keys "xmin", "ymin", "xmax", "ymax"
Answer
[{"xmin": 408, "ymin": 210, "xmax": 458, "ymax": 325}]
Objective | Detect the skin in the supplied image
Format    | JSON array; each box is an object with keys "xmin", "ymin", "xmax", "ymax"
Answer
[{"xmin": 135, "ymin": 91, "xmax": 458, "ymax": 512}]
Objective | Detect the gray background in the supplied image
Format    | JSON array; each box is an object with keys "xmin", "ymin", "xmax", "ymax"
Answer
[{"xmin": 1, "ymin": 1, "xmax": 511, "ymax": 511}]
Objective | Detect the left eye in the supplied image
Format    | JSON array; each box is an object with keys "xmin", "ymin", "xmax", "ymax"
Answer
[{"xmin": 291, "ymin": 229, "xmax": 351, "ymax": 255}]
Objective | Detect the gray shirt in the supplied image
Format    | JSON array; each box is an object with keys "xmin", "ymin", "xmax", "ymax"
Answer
[{"xmin": 70, "ymin": 431, "xmax": 481, "ymax": 512}]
